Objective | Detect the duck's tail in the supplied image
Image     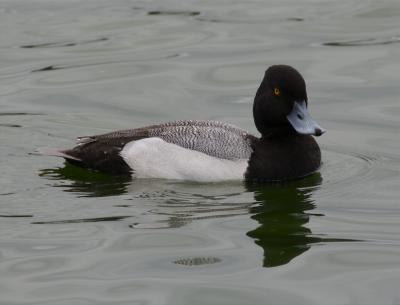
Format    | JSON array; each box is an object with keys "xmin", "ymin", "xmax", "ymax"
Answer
[
  {"xmin": 37, "ymin": 147, "xmax": 132, "ymax": 175},
  {"xmin": 36, "ymin": 147, "xmax": 82, "ymax": 161}
]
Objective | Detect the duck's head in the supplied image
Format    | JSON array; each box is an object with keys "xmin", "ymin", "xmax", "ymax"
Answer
[{"xmin": 253, "ymin": 65, "xmax": 326, "ymax": 137}]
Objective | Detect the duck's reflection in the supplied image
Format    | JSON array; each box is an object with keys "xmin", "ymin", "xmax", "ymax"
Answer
[
  {"xmin": 40, "ymin": 164, "xmax": 353, "ymax": 268},
  {"xmin": 39, "ymin": 164, "xmax": 251, "ymax": 227},
  {"xmin": 246, "ymin": 174, "xmax": 328, "ymax": 267},
  {"xmin": 39, "ymin": 164, "xmax": 131, "ymax": 197}
]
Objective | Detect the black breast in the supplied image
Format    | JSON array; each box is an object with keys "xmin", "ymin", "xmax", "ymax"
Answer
[{"xmin": 245, "ymin": 135, "xmax": 321, "ymax": 182}]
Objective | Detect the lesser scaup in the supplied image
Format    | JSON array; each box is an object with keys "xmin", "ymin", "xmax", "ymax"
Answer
[{"xmin": 42, "ymin": 65, "xmax": 325, "ymax": 182}]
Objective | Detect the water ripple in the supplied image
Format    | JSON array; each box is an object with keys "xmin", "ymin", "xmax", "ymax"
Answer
[
  {"xmin": 323, "ymin": 36, "xmax": 400, "ymax": 47},
  {"xmin": 320, "ymin": 147, "xmax": 377, "ymax": 193},
  {"xmin": 32, "ymin": 216, "xmax": 132, "ymax": 225},
  {"xmin": 21, "ymin": 37, "xmax": 108, "ymax": 49},
  {"xmin": 173, "ymin": 257, "xmax": 222, "ymax": 266},
  {"xmin": 147, "ymin": 10, "xmax": 200, "ymax": 17}
]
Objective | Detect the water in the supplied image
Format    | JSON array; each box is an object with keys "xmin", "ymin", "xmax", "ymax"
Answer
[{"xmin": 1, "ymin": 0, "xmax": 400, "ymax": 304}]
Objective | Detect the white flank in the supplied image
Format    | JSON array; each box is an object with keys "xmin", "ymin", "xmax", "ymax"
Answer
[{"xmin": 120, "ymin": 138, "xmax": 248, "ymax": 182}]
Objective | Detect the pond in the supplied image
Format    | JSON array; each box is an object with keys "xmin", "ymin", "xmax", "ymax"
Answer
[{"xmin": 1, "ymin": 0, "xmax": 400, "ymax": 304}]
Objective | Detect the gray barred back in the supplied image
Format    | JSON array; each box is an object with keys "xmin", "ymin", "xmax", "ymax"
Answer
[{"xmin": 79, "ymin": 120, "xmax": 255, "ymax": 160}]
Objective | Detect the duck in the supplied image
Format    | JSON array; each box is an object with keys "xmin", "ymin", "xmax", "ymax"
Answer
[{"xmin": 41, "ymin": 65, "xmax": 325, "ymax": 182}]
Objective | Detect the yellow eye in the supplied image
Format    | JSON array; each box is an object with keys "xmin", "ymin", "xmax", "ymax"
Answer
[{"xmin": 274, "ymin": 88, "xmax": 281, "ymax": 96}]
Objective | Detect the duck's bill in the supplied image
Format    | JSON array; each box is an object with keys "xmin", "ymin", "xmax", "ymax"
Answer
[{"xmin": 286, "ymin": 101, "xmax": 326, "ymax": 136}]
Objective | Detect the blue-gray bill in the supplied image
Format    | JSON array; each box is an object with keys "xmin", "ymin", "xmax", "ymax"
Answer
[{"xmin": 286, "ymin": 101, "xmax": 326, "ymax": 136}]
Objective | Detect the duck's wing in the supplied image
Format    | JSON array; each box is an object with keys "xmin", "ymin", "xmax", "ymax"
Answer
[
  {"xmin": 60, "ymin": 120, "xmax": 256, "ymax": 175},
  {"xmin": 150, "ymin": 120, "xmax": 255, "ymax": 160}
]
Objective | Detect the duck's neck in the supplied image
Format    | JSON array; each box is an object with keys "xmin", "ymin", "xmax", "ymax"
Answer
[
  {"xmin": 260, "ymin": 126, "xmax": 297, "ymax": 139},
  {"xmin": 245, "ymin": 134, "xmax": 321, "ymax": 182}
]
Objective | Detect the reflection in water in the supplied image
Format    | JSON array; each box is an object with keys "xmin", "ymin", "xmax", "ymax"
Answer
[
  {"xmin": 39, "ymin": 164, "xmax": 131, "ymax": 197},
  {"xmin": 40, "ymin": 164, "xmax": 355, "ymax": 267},
  {"xmin": 246, "ymin": 174, "xmax": 351, "ymax": 267},
  {"xmin": 39, "ymin": 163, "xmax": 252, "ymax": 227}
]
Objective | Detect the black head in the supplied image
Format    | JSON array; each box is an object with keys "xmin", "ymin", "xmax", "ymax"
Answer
[{"xmin": 253, "ymin": 65, "xmax": 323, "ymax": 137}]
